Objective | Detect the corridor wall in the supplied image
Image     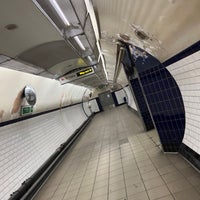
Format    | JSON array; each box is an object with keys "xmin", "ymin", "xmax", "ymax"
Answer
[
  {"xmin": 166, "ymin": 49, "xmax": 200, "ymax": 166},
  {"xmin": 0, "ymin": 68, "xmax": 91, "ymax": 200},
  {"xmin": 124, "ymin": 86, "xmax": 137, "ymax": 111},
  {"xmin": 114, "ymin": 89, "xmax": 126, "ymax": 105}
]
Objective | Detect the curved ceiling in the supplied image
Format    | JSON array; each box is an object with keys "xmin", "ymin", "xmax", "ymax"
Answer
[
  {"xmin": 0, "ymin": 0, "xmax": 107, "ymax": 88},
  {"xmin": 92, "ymin": 0, "xmax": 200, "ymax": 83},
  {"xmin": 0, "ymin": 0, "xmax": 199, "ymax": 90}
]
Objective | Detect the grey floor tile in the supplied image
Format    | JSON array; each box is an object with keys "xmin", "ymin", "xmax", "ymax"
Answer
[
  {"xmin": 124, "ymin": 169, "xmax": 140, "ymax": 179},
  {"xmin": 91, "ymin": 194, "xmax": 108, "ymax": 200},
  {"xmin": 139, "ymin": 164, "xmax": 156, "ymax": 174},
  {"xmin": 141, "ymin": 170, "xmax": 160, "ymax": 181},
  {"xmin": 147, "ymin": 185, "xmax": 170, "ymax": 200},
  {"xmin": 166, "ymin": 178, "xmax": 192, "ymax": 193},
  {"xmin": 92, "ymin": 186, "xmax": 108, "ymax": 198},
  {"xmin": 94, "ymin": 179, "xmax": 108, "ymax": 189},
  {"xmin": 77, "ymin": 191, "xmax": 92, "ymax": 200},
  {"xmin": 162, "ymin": 170, "xmax": 185, "ymax": 184},
  {"xmin": 110, "ymin": 168, "xmax": 123, "ymax": 177},
  {"xmin": 187, "ymin": 175, "xmax": 200, "ymax": 186},
  {"xmin": 79, "ymin": 184, "xmax": 93, "ymax": 194},
  {"xmin": 144, "ymin": 176, "xmax": 165, "ymax": 190},
  {"xmin": 126, "ymin": 182, "xmax": 146, "ymax": 196},
  {"xmin": 173, "ymin": 187, "xmax": 200, "ymax": 200},
  {"xmin": 157, "ymin": 164, "xmax": 177, "ymax": 175},
  {"xmin": 33, "ymin": 106, "xmax": 200, "ymax": 200},
  {"xmin": 108, "ymin": 188, "xmax": 126, "ymax": 200},
  {"xmin": 137, "ymin": 159, "xmax": 153, "ymax": 168},
  {"xmin": 109, "ymin": 181, "xmax": 126, "ymax": 193},
  {"xmin": 128, "ymin": 191, "xmax": 149, "ymax": 200},
  {"xmin": 157, "ymin": 195, "xmax": 175, "ymax": 200},
  {"xmin": 109, "ymin": 174, "xmax": 124, "ymax": 184},
  {"xmin": 125, "ymin": 175, "xmax": 143, "ymax": 186},
  {"xmin": 179, "ymin": 166, "xmax": 200, "ymax": 177}
]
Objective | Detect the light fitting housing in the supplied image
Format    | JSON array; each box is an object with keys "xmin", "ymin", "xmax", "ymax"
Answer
[{"xmin": 32, "ymin": 0, "xmax": 98, "ymax": 66}]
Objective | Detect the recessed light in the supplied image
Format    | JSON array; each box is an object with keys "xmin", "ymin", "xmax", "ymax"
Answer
[
  {"xmin": 5, "ymin": 24, "xmax": 18, "ymax": 30},
  {"xmin": 119, "ymin": 33, "xmax": 130, "ymax": 41},
  {"xmin": 135, "ymin": 30, "xmax": 149, "ymax": 40}
]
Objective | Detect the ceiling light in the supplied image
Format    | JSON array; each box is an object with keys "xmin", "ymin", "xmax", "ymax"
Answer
[
  {"xmin": 135, "ymin": 30, "xmax": 149, "ymax": 40},
  {"xmin": 88, "ymin": 56, "xmax": 92, "ymax": 62},
  {"xmin": 49, "ymin": 0, "xmax": 70, "ymax": 26},
  {"xmin": 5, "ymin": 24, "xmax": 18, "ymax": 30},
  {"xmin": 74, "ymin": 36, "xmax": 86, "ymax": 51}
]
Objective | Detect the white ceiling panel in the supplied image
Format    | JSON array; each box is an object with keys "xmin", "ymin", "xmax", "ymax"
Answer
[
  {"xmin": 0, "ymin": 0, "xmax": 63, "ymax": 57},
  {"xmin": 1, "ymin": 0, "xmax": 199, "ymax": 90},
  {"xmin": 93, "ymin": 0, "xmax": 200, "ymax": 86}
]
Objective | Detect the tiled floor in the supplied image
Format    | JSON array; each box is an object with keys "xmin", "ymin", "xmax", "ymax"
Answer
[{"xmin": 33, "ymin": 105, "xmax": 200, "ymax": 200}]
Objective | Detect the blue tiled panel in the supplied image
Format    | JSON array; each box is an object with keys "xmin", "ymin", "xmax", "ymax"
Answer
[
  {"xmin": 130, "ymin": 78, "xmax": 154, "ymax": 131},
  {"xmin": 129, "ymin": 45, "xmax": 160, "ymax": 73},
  {"xmin": 139, "ymin": 65, "xmax": 185, "ymax": 152}
]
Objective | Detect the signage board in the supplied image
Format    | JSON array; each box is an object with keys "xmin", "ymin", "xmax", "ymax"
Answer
[
  {"xmin": 59, "ymin": 67, "xmax": 95, "ymax": 84},
  {"xmin": 20, "ymin": 105, "xmax": 33, "ymax": 116}
]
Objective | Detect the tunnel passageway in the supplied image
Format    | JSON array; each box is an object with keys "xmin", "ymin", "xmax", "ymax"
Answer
[{"xmin": 33, "ymin": 106, "xmax": 200, "ymax": 200}]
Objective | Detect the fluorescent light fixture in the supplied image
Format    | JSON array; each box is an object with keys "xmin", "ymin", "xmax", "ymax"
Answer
[
  {"xmin": 88, "ymin": 56, "xmax": 92, "ymax": 62},
  {"xmin": 96, "ymin": 41, "xmax": 108, "ymax": 80},
  {"xmin": 49, "ymin": 0, "xmax": 70, "ymax": 26},
  {"xmin": 74, "ymin": 36, "xmax": 86, "ymax": 51}
]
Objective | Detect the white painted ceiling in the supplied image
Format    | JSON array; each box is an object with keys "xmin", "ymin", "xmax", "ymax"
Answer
[
  {"xmin": 93, "ymin": 0, "xmax": 200, "ymax": 82},
  {"xmin": 0, "ymin": 0, "xmax": 200, "ymax": 89}
]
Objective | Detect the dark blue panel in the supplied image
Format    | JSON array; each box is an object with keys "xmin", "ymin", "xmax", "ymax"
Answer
[
  {"xmin": 96, "ymin": 97, "xmax": 103, "ymax": 112},
  {"xmin": 129, "ymin": 45, "xmax": 160, "ymax": 73},
  {"xmin": 139, "ymin": 65, "xmax": 185, "ymax": 152},
  {"xmin": 111, "ymin": 92, "xmax": 118, "ymax": 106},
  {"xmin": 122, "ymin": 42, "xmax": 186, "ymax": 152},
  {"xmin": 130, "ymin": 78, "xmax": 154, "ymax": 131}
]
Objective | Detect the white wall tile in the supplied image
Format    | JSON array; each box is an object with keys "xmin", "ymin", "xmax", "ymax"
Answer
[
  {"xmin": 124, "ymin": 86, "xmax": 137, "ymax": 111},
  {"xmin": 90, "ymin": 99, "xmax": 100, "ymax": 113},
  {"xmin": 0, "ymin": 104, "xmax": 88, "ymax": 200},
  {"xmin": 115, "ymin": 89, "xmax": 126, "ymax": 105},
  {"xmin": 167, "ymin": 50, "xmax": 200, "ymax": 155}
]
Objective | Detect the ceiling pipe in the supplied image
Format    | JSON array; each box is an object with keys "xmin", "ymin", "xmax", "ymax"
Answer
[{"xmin": 113, "ymin": 47, "xmax": 125, "ymax": 84}]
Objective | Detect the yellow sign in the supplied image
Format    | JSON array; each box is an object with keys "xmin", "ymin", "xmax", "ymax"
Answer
[{"xmin": 77, "ymin": 67, "xmax": 93, "ymax": 77}]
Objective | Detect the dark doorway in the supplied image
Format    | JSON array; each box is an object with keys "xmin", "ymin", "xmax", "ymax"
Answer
[{"xmin": 98, "ymin": 91, "xmax": 115, "ymax": 110}]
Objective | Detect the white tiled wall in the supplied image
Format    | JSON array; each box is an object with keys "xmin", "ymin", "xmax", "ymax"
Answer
[
  {"xmin": 124, "ymin": 86, "xmax": 138, "ymax": 111},
  {"xmin": 115, "ymin": 89, "xmax": 126, "ymax": 105},
  {"xmin": 0, "ymin": 104, "xmax": 88, "ymax": 200},
  {"xmin": 167, "ymin": 50, "xmax": 200, "ymax": 154},
  {"xmin": 89, "ymin": 99, "xmax": 100, "ymax": 113}
]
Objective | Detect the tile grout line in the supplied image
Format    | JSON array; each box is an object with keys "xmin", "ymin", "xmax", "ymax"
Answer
[
  {"xmin": 128, "ymin": 141, "xmax": 151, "ymax": 200},
  {"xmin": 60, "ymin": 150, "xmax": 87, "ymax": 200},
  {"xmin": 49, "ymin": 153, "xmax": 80, "ymax": 200},
  {"xmin": 141, "ymin": 141, "xmax": 176, "ymax": 200},
  {"xmin": 89, "ymin": 127, "xmax": 104, "ymax": 200},
  {"xmin": 169, "ymin": 155, "xmax": 200, "ymax": 196},
  {"xmin": 107, "ymin": 135, "xmax": 111, "ymax": 200},
  {"xmin": 73, "ymin": 145, "xmax": 95, "ymax": 200},
  {"xmin": 118, "ymin": 144, "xmax": 129, "ymax": 200}
]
